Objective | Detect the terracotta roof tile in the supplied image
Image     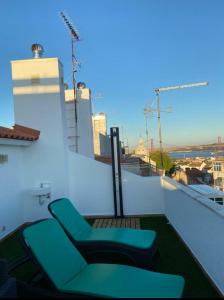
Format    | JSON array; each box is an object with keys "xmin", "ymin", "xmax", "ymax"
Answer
[{"xmin": 0, "ymin": 124, "xmax": 40, "ymax": 141}]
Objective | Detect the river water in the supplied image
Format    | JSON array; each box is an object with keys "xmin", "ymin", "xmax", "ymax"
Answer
[{"xmin": 168, "ymin": 150, "xmax": 224, "ymax": 159}]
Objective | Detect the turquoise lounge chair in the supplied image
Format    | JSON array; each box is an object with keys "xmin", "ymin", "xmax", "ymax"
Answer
[
  {"xmin": 22, "ymin": 219, "xmax": 185, "ymax": 298},
  {"xmin": 48, "ymin": 198, "xmax": 157, "ymax": 270}
]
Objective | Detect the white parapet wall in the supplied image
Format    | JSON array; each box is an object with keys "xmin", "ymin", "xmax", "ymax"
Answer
[
  {"xmin": 122, "ymin": 173, "xmax": 165, "ymax": 216},
  {"xmin": 68, "ymin": 151, "xmax": 114, "ymax": 216},
  {"xmin": 68, "ymin": 151, "xmax": 165, "ymax": 216},
  {"xmin": 162, "ymin": 176, "xmax": 224, "ymax": 295}
]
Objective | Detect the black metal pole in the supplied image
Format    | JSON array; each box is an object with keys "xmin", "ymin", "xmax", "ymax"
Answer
[{"xmin": 110, "ymin": 127, "xmax": 124, "ymax": 218}]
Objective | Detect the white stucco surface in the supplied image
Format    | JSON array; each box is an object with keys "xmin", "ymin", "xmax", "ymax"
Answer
[
  {"xmin": 122, "ymin": 174, "xmax": 165, "ymax": 215},
  {"xmin": 10, "ymin": 57, "xmax": 69, "ymax": 222},
  {"xmin": 162, "ymin": 176, "xmax": 224, "ymax": 295},
  {"xmin": 68, "ymin": 152, "xmax": 114, "ymax": 216},
  {"xmin": 0, "ymin": 146, "xmax": 24, "ymax": 237}
]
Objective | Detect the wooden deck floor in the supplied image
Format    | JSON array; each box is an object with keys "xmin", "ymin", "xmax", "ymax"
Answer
[{"xmin": 92, "ymin": 217, "xmax": 140, "ymax": 229}]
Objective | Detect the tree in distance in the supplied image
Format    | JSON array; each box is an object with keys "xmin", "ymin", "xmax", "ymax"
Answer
[{"xmin": 149, "ymin": 151, "xmax": 173, "ymax": 173}]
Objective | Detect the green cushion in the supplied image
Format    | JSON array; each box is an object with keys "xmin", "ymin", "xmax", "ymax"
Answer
[
  {"xmin": 62, "ymin": 263, "xmax": 185, "ymax": 298},
  {"xmin": 23, "ymin": 219, "xmax": 185, "ymax": 298},
  {"xmin": 22, "ymin": 219, "xmax": 87, "ymax": 289},
  {"xmin": 49, "ymin": 198, "xmax": 156, "ymax": 249},
  {"xmin": 49, "ymin": 198, "xmax": 91, "ymax": 240},
  {"xmin": 82, "ymin": 228, "xmax": 156, "ymax": 250}
]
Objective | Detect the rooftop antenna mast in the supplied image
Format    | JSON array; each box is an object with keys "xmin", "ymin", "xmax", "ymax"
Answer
[{"xmin": 60, "ymin": 11, "xmax": 80, "ymax": 153}]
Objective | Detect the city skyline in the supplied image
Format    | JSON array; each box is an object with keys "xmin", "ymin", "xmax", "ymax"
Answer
[{"xmin": 0, "ymin": 0, "xmax": 224, "ymax": 147}]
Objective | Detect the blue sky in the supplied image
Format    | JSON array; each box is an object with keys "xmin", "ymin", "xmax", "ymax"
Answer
[{"xmin": 0, "ymin": 0, "xmax": 223, "ymax": 147}]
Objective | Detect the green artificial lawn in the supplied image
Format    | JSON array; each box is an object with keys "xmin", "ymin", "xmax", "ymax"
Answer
[
  {"xmin": 0, "ymin": 216, "xmax": 220, "ymax": 298},
  {"xmin": 140, "ymin": 216, "xmax": 220, "ymax": 298},
  {"xmin": 0, "ymin": 231, "xmax": 25, "ymax": 263}
]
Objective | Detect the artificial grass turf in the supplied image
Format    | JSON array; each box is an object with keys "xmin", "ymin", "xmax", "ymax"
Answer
[
  {"xmin": 0, "ymin": 216, "xmax": 220, "ymax": 298},
  {"xmin": 0, "ymin": 231, "xmax": 25, "ymax": 263},
  {"xmin": 0, "ymin": 218, "xmax": 95, "ymax": 283},
  {"xmin": 140, "ymin": 216, "xmax": 220, "ymax": 299}
]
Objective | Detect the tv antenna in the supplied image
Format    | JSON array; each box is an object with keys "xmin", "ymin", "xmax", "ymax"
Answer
[{"xmin": 60, "ymin": 11, "xmax": 80, "ymax": 153}]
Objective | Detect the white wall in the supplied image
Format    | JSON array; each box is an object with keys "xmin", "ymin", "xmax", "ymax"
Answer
[
  {"xmin": 123, "ymin": 174, "xmax": 164, "ymax": 215},
  {"xmin": 68, "ymin": 151, "xmax": 114, "ymax": 216},
  {"xmin": 0, "ymin": 55, "xmax": 164, "ymax": 240},
  {"xmin": 11, "ymin": 57, "xmax": 69, "ymax": 222},
  {"xmin": 162, "ymin": 176, "xmax": 224, "ymax": 295},
  {"xmin": 0, "ymin": 138, "xmax": 69, "ymax": 239},
  {"xmin": 0, "ymin": 145, "xmax": 24, "ymax": 238},
  {"xmin": 68, "ymin": 150, "xmax": 164, "ymax": 216},
  {"xmin": 0, "ymin": 141, "xmax": 164, "ymax": 239}
]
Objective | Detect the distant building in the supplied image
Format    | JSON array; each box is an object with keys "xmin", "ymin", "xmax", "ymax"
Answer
[
  {"xmin": 173, "ymin": 158, "xmax": 213, "ymax": 185},
  {"xmin": 212, "ymin": 158, "xmax": 224, "ymax": 191},
  {"xmin": 92, "ymin": 113, "xmax": 111, "ymax": 156},
  {"xmin": 172, "ymin": 168, "xmax": 202, "ymax": 185},
  {"xmin": 135, "ymin": 137, "xmax": 147, "ymax": 156},
  {"xmin": 172, "ymin": 167, "xmax": 213, "ymax": 185},
  {"xmin": 134, "ymin": 136, "xmax": 149, "ymax": 164},
  {"xmin": 92, "ymin": 112, "xmax": 107, "ymax": 135},
  {"xmin": 95, "ymin": 154, "xmax": 151, "ymax": 176}
]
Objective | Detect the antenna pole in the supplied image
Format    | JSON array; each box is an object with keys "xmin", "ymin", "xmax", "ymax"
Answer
[
  {"xmin": 156, "ymin": 90, "xmax": 164, "ymax": 170},
  {"xmin": 71, "ymin": 38, "xmax": 78, "ymax": 152},
  {"xmin": 60, "ymin": 11, "xmax": 80, "ymax": 153},
  {"xmin": 144, "ymin": 110, "xmax": 151, "ymax": 175}
]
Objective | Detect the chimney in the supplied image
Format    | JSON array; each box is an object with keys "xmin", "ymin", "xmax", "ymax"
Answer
[{"xmin": 31, "ymin": 43, "xmax": 44, "ymax": 58}]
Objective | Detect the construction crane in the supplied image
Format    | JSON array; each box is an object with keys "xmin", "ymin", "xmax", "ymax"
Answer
[
  {"xmin": 144, "ymin": 104, "xmax": 172, "ymax": 175},
  {"xmin": 143, "ymin": 108, "xmax": 150, "ymax": 153},
  {"xmin": 144, "ymin": 105, "xmax": 172, "ymax": 150},
  {"xmin": 155, "ymin": 82, "xmax": 208, "ymax": 93},
  {"xmin": 154, "ymin": 81, "xmax": 209, "ymax": 169},
  {"xmin": 60, "ymin": 11, "xmax": 80, "ymax": 153},
  {"xmin": 143, "ymin": 108, "xmax": 152, "ymax": 175}
]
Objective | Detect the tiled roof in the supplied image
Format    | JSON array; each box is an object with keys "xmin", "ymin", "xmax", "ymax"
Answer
[
  {"xmin": 190, "ymin": 162, "xmax": 202, "ymax": 167},
  {"xmin": 0, "ymin": 124, "xmax": 40, "ymax": 141},
  {"xmin": 212, "ymin": 157, "xmax": 224, "ymax": 162}
]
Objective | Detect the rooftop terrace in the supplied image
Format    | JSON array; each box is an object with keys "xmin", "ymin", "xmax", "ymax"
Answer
[
  {"xmin": 0, "ymin": 216, "xmax": 220, "ymax": 298},
  {"xmin": 1, "ymin": 53, "xmax": 224, "ymax": 297}
]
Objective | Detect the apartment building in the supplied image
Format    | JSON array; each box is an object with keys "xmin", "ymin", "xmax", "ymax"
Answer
[
  {"xmin": 92, "ymin": 112, "xmax": 111, "ymax": 156},
  {"xmin": 212, "ymin": 158, "xmax": 224, "ymax": 191}
]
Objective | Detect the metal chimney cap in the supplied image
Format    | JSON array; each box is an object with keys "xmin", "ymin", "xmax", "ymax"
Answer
[
  {"xmin": 31, "ymin": 44, "xmax": 44, "ymax": 58},
  {"xmin": 77, "ymin": 82, "xmax": 86, "ymax": 89}
]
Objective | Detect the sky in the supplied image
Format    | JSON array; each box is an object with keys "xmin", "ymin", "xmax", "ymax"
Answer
[{"xmin": 0, "ymin": 0, "xmax": 224, "ymax": 148}]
